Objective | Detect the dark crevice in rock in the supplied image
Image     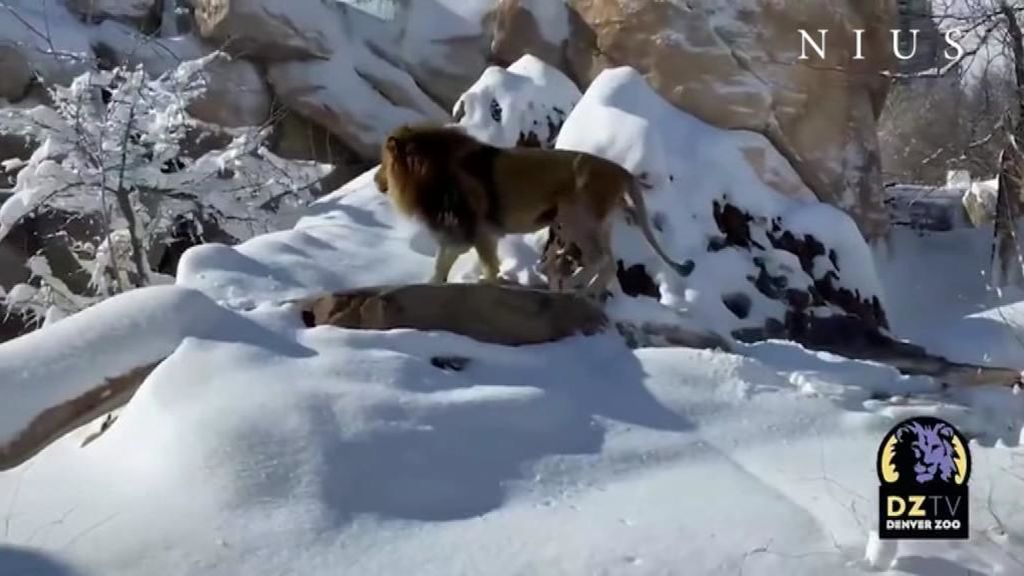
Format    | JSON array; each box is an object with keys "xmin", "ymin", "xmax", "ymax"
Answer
[
  {"xmin": 617, "ymin": 261, "xmax": 660, "ymax": 299},
  {"xmin": 712, "ymin": 199, "xmax": 764, "ymax": 249},
  {"xmin": 722, "ymin": 292, "xmax": 751, "ymax": 319}
]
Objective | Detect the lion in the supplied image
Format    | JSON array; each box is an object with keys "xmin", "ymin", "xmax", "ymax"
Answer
[{"xmin": 374, "ymin": 124, "xmax": 694, "ymax": 297}]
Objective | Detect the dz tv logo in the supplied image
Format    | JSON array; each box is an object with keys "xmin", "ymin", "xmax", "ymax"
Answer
[{"xmin": 877, "ymin": 416, "xmax": 971, "ymax": 540}]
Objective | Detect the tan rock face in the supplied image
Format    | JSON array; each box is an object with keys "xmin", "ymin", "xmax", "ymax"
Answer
[
  {"xmin": 190, "ymin": 0, "xmax": 334, "ymax": 60},
  {"xmin": 493, "ymin": 0, "xmax": 897, "ymax": 239},
  {"xmin": 187, "ymin": 55, "xmax": 271, "ymax": 127}
]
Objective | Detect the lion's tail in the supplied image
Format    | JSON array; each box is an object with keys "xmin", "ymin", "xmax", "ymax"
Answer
[{"xmin": 625, "ymin": 179, "xmax": 695, "ymax": 278}]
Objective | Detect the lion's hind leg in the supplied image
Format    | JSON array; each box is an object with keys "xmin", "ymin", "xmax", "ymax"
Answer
[
  {"xmin": 560, "ymin": 208, "xmax": 616, "ymax": 298},
  {"xmin": 474, "ymin": 234, "xmax": 503, "ymax": 283},
  {"xmin": 432, "ymin": 244, "xmax": 468, "ymax": 283}
]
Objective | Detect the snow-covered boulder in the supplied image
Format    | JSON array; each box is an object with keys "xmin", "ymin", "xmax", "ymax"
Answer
[
  {"xmin": 492, "ymin": 0, "xmax": 896, "ymax": 240},
  {"xmin": 265, "ymin": 17, "xmax": 449, "ymax": 158},
  {"xmin": 454, "ymin": 54, "xmax": 580, "ymax": 148},
  {"xmin": 358, "ymin": 0, "xmax": 496, "ymax": 109},
  {"xmin": 190, "ymin": 0, "xmax": 335, "ymax": 60},
  {"xmin": 550, "ymin": 67, "xmax": 886, "ymax": 340}
]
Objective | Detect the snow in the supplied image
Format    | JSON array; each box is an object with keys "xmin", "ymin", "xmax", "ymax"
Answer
[
  {"xmin": 864, "ymin": 531, "xmax": 898, "ymax": 569},
  {"xmin": 2, "ymin": 59, "xmax": 1024, "ymax": 576},
  {"xmin": 454, "ymin": 55, "xmax": 581, "ymax": 148},
  {"xmin": 555, "ymin": 67, "xmax": 882, "ymax": 336},
  {"xmin": 3, "ymin": 165, "xmax": 1024, "ymax": 574},
  {"xmin": 0, "ymin": 285, "xmax": 262, "ymax": 445}
]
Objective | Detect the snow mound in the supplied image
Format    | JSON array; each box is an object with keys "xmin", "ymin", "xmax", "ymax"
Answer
[
  {"xmin": 0, "ymin": 285, "xmax": 305, "ymax": 446},
  {"xmin": 553, "ymin": 67, "xmax": 885, "ymax": 339},
  {"xmin": 454, "ymin": 54, "xmax": 581, "ymax": 148}
]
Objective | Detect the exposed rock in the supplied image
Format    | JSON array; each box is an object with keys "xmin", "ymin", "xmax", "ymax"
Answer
[
  {"xmin": 182, "ymin": 0, "xmax": 494, "ymax": 159},
  {"xmin": 188, "ymin": 54, "xmax": 270, "ymax": 127},
  {"xmin": 301, "ymin": 283, "xmax": 608, "ymax": 346},
  {"xmin": 64, "ymin": 0, "xmax": 156, "ymax": 24},
  {"xmin": 962, "ymin": 179, "xmax": 997, "ymax": 227},
  {"xmin": 189, "ymin": 0, "xmax": 334, "ymax": 60},
  {"xmin": 1, "ymin": 207, "xmax": 105, "ymax": 295},
  {"xmin": 490, "ymin": 0, "xmax": 570, "ymax": 73},
  {"xmin": 0, "ymin": 306, "xmax": 31, "ymax": 344},
  {"xmin": 267, "ymin": 111, "xmax": 371, "ymax": 192},
  {"xmin": 492, "ymin": 0, "xmax": 896, "ymax": 239},
  {"xmin": 0, "ymin": 46, "xmax": 33, "ymax": 102},
  {"xmin": 266, "ymin": 42, "xmax": 448, "ymax": 159},
  {"xmin": 0, "ymin": 133, "xmax": 34, "ymax": 188}
]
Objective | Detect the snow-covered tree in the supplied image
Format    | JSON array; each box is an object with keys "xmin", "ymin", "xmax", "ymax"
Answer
[{"xmin": 0, "ymin": 52, "xmax": 331, "ymax": 322}]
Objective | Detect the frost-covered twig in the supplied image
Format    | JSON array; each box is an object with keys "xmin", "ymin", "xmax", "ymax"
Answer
[{"xmin": 0, "ymin": 53, "xmax": 332, "ymax": 318}]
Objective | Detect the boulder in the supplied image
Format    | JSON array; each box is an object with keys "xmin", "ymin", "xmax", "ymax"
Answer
[
  {"xmin": 358, "ymin": 0, "xmax": 495, "ymax": 109},
  {"xmin": 64, "ymin": 0, "xmax": 156, "ymax": 23},
  {"xmin": 267, "ymin": 111, "xmax": 371, "ymax": 191},
  {"xmin": 0, "ymin": 46, "xmax": 33, "ymax": 102},
  {"xmin": 189, "ymin": 0, "xmax": 335, "ymax": 60},
  {"xmin": 492, "ymin": 0, "xmax": 897, "ymax": 240},
  {"xmin": 490, "ymin": 0, "xmax": 571, "ymax": 74},
  {"xmin": 188, "ymin": 54, "xmax": 270, "ymax": 127},
  {"xmin": 266, "ymin": 41, "xmax": 448, "ymax": 158},
  {"xmin": 454, "ymin": 54, "xmax": 581, "ymax": 148}
]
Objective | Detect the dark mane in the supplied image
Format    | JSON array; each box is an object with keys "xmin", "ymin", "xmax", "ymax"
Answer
[{"xmin": 386, "ymin": 124, "xmax": 500, "ymax": 246}]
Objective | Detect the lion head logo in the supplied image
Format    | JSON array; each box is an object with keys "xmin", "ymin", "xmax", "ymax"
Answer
[{"xmin": 878, "ymin": 416, "xmax": 970, "ymax": 486}]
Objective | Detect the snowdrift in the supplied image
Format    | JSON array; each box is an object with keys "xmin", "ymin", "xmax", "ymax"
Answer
[{"xmin": 1, "ymin": 58, "xmax": 1024, "ymax": 575}]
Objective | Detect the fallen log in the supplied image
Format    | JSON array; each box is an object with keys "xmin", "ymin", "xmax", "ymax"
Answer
[
  {"xmin": 0, "ymin": 363, "xmax": 158, "ymax": 471},
  {"xmin": 299, "ymin": 283, "xmax": 609, "ymax": 345}
]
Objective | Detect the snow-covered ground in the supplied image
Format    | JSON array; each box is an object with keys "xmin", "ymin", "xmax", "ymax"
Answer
[
  {"xmin": 1, "ymin": 173, "xmax": 1023, "ymax": 575},
  {"xmin": 3, "ymin": 66, "xmax": 1024, "ymax": 576}
]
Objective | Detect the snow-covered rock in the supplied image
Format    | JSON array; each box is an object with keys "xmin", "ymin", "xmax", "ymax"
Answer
[
  {"xmin": 454, "ymin": 54, "xmax": 580, "ymax": 148},
  {"xmin": 266, "ymin": 19, "xmax": 449, "ymax": 158},
  {"xmin": 360, "ymin": 0, "xmax": 496, "ymax": 108},
  {"xmin": 493, "ymin": 0, "xmax": 896, "ymax": 240},
  {"xmin": 190, "ymin": 0, "xmax": 335, "ymax": 60},
  {"xmin": 548, "ymin": 67, "xmax": 883, "ymax": 340}
]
